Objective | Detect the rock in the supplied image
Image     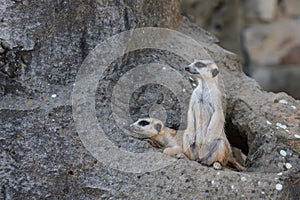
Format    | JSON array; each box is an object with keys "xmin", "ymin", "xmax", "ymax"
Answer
[
  {"xmin": 257, "ymin": 0, "xmax": 277, "ymax": 21},
  {"xmin": 251, "ymin": 65, "xmax": 300, "ymax": 98},
  {"xmin": 243, "ymin": 20, "xmax": 300, "ymax": 66},
  {"xmin": 0, "ymin": 0, "xmax": 300, "ymax": 199},
  {"xmin": 0, "ymin": 46, "xmax": 5, "ymax": 54},
  {"xmin": 181, "ymin": 0, "xmax": 244, "ymax": 57},
  {"xmin": 181, "ymin": 0, "xmax": 221, "ymax": 26},
  {"xmin": 281, "ymin": 45, "xmax": 300, "ymax": 65},
  {"xmin": 283, "ymin": 0, "xmax": 300, "ymax": 17},
  {"xmin": 244, "ymin": 0, "xmax": 277, "ymax": 22}
]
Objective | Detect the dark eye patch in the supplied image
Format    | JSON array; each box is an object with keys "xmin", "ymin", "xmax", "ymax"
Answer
[
  {"xmin": 138, "ymin": 120, "xmax": 150, "ymax": 126},
  {"xmin": 194, "ymin": 62, "xmax": 206, "ymax": 68}
]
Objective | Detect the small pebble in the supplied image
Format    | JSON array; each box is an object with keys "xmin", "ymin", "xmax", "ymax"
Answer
[
  {"xmin": 51, "ymin": 94, "xmax": 57, "ymax": 98},
  {"xmin": 285, "ymin": 163, "xmax": 292, "ymax": 169},
  {"xmin": 217, "ymin": 172, "xmax": 220, "ymax": 175},
  {"xmin": 279, "ymin": 99, "xmax": 288, "ymax": 104},
  {"xmin": 241, "ymin": 177, "xmax": 247, "ymax": 181},
  {"xmin": 0, "ymin": 46, "xmax": 5, "ymax": 54},
  {"xmin": 294, "ymin": 134, "xmax": 300, "ymax": 139},
  {"xmin": 277, "ymin": 172, "xmax": 283, "ymax": 176},
  {"xmin": 261, "ymin": 191, "xmax": 265, "ymax": 194},
  {"xmin": 280, "ymin": 150, "xmax": 287, "ymax": 157},
  {"xmin": 211, "ymin": 180, "xmax": 215, "ymax": 184},
  {"xmin": 275, "ymin": 183, "xmax": 283, "ymax": 191},
  {"xmin": 231, "ymin": 185, "xmax": 235, "ymax": 189},
  {"xmin": 290, "ymin": 105, "xmax": 296, "ymax": 110},
  {"xmin": 192, "ymin": 83, "xmax": 197, "ymax": 87},
  {"xmin": 162, "ymin": 67, "xmax": 166, "ymax": 70},
  {"xmin": 276, "ymin": 123, "xmax": 287, "ymax": 129},
  {"xmin": 182, "ymin": 88, "xmax": 186, "ymax": 92},
  {"xmin": 266, "ymin": 121, "xmax": 272, "ymax": 125}
]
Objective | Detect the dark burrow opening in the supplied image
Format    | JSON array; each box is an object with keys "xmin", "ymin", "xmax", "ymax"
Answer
[{"xmin": 225, "ymin": 119, "xmax": 249, "ymax": 157}]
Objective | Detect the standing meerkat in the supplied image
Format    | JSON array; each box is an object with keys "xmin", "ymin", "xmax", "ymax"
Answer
[
  {"xmin": 183, "ymin": 59, "xmax": 245, "ymax": 171},
  {"xmin": 130, "ymin": 118, "xmax": 185, "ymax": 156}
]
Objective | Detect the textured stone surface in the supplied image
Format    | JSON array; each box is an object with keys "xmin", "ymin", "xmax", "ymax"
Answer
[
  {"xmin": 243, "ymin": 20, "xmax": 300, "ymax": 66},
  {"xmin": 251, "ymin": 65, "xmax": 300, "ymax": 98},
  {"xmin": 283, "ymin": 0, "xmax": 300, "ymax": 17},
  {"xmin": 244, "ymin": 0, "xmax": 278, "ymax": 22},
  {"xmin": 181, "ymin": 0, "xmax": 244, "ymax": 57},
  {"xmin": 1, "ymin": 0, "xmax": 300, "ymax": 199},
  {"xmin": 181, "ymin": 1, "xmax": 300, "ymax": 99}
]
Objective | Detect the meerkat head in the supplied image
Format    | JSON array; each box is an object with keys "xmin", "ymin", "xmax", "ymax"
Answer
[
  {"xmin": 185, "ymin": 59, "xmax": 219, "ymax": 80},
  {"xmin": 130, "ymin": 118, "xmax": 164, "ymax": 138}
]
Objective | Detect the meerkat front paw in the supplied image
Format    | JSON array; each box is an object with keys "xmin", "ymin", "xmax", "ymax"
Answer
[
  {"xmin": 213, "ymin": 162, "xmax": 222, "ymax": 170},
  {"xmin": 163, "ymin": 148, "xmax": 176, "ymax": 156},
  {"xmin": 163, "ymin": 146, "xmax": 182, "ymax": 156},
  {"xmin": 176, "ymin": 153, "xmax": 187, "ymax": 159}
]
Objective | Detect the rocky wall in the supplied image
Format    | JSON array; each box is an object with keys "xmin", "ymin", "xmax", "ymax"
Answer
[
  {"xmin": 0, "ymin": 0, "xmax": 299, "ymax": 199},
  {"xmin": 181, "ymin": 0, "xmax": 300, "ymax": 99}
]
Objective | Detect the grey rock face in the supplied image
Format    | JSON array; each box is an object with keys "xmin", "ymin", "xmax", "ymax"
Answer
[
  {"xmin": 0, "ymin": 0, "xmax": 299, "ymax": 199},
  {"xmin": 181, "ymin": 0, "xmax": 300, "ymax": 99}
]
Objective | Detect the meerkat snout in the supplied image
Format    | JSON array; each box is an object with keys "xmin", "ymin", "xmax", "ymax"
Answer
[
  {"xmin": 185, "ymin": 66, "xmax": 199, "ymax": 74},
  {"xmin": 185, "ymin": 61, "xmax": 206, "ymax": 73}
]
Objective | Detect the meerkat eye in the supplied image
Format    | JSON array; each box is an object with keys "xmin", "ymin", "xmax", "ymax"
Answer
[
  {"xmin": 138, "ymin": 120, "xmax": 150, "ymax": 126},
  {"xmin": 195, "ymin": 62, "xmax": 206, "ymax": 68}
]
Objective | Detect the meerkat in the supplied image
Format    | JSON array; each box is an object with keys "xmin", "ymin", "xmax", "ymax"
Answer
[
  {"xmin": 130, "ymin": 117, "xmax": 245, "ymax": 171},
  {"xmin": 183, "ymin": 59, "xmax": 245, "ymax": 171},
  {"xmin": 130, "ymin": 118, "xmax": 185, "ymax": 156}
]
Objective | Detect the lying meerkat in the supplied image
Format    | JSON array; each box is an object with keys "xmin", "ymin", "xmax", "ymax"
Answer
[
  {"xmin": 183, "ymin": 59, "xmax": 245, "ymax": 171},
  {"xmin": 130, "ymin": 118, "xmax": 185, "ymax": 156}
]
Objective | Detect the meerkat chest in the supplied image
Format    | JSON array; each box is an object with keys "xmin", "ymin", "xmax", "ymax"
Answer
[
  {"xmin": 192, "ymin": 86, "xmax": 215, "ymax": 109},
  {"xmin": 162, "ymin": 134, "xmax": 178, "ymax": 147}
]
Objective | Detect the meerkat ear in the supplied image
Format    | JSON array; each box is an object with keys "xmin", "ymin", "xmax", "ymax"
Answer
[
  {"xmin": 211, "ymin": 68, "xmax": 219, "ymax": 78},
  {"xmin": 154, "ymin": 123, "xmax": 162, "ymax": 132}
]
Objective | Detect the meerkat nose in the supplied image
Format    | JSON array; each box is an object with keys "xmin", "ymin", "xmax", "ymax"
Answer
[{"xmin": 185, "ymin": 67, "xmax": 190, "ymax": 72}]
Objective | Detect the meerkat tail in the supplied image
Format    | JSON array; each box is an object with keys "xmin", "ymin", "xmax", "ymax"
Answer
[
  {"xmin": 227, "ymin": 156, "xmax": 246, "ymax": 171},
  {"xmin": 198, "ymin": 139, "xmax": 225, "ymax": 166}
]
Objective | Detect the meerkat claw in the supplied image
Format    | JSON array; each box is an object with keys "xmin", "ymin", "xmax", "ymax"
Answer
[{"xmin": 176, "ymin": 153, "xmax": 186, "ymax": 159}]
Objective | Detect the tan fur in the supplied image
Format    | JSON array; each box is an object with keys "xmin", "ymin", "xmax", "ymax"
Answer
[
  {"xmin": 130, "ymin": 117, "xmax": 245, "ymax": 170},
  {"xmin": 183, "ymin": 59, "xmax": 245, "ymax": 171},
  {"xmin": 130, "ymin": 118, "xmax": 185, "ymax": 156}
]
